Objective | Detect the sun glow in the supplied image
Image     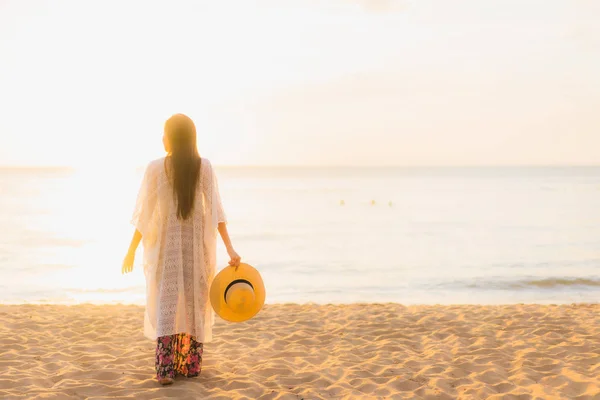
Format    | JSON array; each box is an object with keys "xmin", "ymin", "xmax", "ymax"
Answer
[{"xmin": 2, "ymin": 0, "xmax": 600, "ymax": 169}]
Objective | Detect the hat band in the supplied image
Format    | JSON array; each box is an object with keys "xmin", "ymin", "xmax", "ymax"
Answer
[{"xmin": 224, "ymin": 279, "xmax": 255, "ymax": 303}]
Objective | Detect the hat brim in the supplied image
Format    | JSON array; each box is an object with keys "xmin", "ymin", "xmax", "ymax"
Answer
[{"xmin": 210, "ymin": 263, "xmax": 265, "ymax": 323}]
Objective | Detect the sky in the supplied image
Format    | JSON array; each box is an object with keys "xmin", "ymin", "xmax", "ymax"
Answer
[{"xmin": 0, "ymin": 0, "xmax": 599, "ymax": 167}]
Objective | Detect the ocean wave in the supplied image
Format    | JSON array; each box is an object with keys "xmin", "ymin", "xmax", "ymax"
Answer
[
  {"xmin": 464, "ymin": 277, "xmax": 600, "ymax": 290},
  {"xmin": 66, "ymin": 286, "xmax": 143, "ymax": 294},
  {"xmin": 234, "ymin": 233, "xmax": 283, "ymax": 241},
  {"xmin": 518, "ymin": 278, "xmax": 600, "ymax": 288}
]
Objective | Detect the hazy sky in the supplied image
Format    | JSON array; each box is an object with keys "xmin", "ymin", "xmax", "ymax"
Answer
[{"xmin": 0, "ymin": 0, "xmax": 599, "ymax": 167}]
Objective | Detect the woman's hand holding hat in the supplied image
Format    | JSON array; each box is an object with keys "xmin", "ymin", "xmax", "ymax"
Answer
[{"xmin": 227, "ymin": 247, "xmax": 241, "ymax": 269}]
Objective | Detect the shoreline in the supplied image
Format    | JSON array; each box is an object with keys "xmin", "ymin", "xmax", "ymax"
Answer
[
  {"xmin": 1, "ymin": 303, "xmax": 599, "ymax": 399},
  {"xmin": 1, "ymin": 299, "xmax": 598, "ymax": 306}
]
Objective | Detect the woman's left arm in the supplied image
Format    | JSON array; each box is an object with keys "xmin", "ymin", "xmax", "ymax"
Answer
[{"xmin": 218, "ymin": 222, "xmax": 241, "ymax": 267}]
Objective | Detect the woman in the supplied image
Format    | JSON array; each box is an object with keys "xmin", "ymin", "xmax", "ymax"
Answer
[{"xmin": 121, "ymin": 113, "xmax": 241, "ymax": 385}]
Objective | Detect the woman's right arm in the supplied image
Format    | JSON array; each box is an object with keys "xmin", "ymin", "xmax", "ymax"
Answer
[
  {"xmin": 218, "ymin": 222, "xmax": 241, "ymax": 268},
  {"xmin": 122, "ymin": 229, "xmax": 142, "ymax": 274}
]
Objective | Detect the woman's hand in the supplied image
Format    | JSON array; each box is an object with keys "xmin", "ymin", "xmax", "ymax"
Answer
[
  {"xmin": 122, "ymin": 251, "xmax": 135, "ymax": 274},
  {"xmin": 227, "ymin": 247, "xmax": 241, "ymax": 269}
]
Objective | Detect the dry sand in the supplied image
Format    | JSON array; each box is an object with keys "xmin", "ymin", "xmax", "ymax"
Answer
[{"xmin": 0, "ymin": 303, "xmax": 599, "ymax": 399}]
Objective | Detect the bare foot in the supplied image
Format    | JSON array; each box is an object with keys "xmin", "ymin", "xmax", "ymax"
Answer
[{"xmin": 158, "ymin": 377, "xmax": 174, "ymax": 385}]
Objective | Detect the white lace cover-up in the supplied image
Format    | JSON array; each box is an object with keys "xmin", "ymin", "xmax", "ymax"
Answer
[{"xmin": 131, "ymin": 157, "xmax": 226, "ymax": 343}]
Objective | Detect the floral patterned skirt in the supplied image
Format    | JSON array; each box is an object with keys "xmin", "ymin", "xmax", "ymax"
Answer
[{"xmin": 155, "ymin": 333, "xmax": 204, "ymax": 380}]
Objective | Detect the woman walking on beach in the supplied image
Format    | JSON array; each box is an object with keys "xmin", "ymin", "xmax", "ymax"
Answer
[{"xmin": 121, "ymin": 114, "xmax": 241, "ymax": 385}]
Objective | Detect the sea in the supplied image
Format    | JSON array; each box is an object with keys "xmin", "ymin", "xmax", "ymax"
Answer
[{"xmin": 0, "ymin": 166, "xmax": 599, "ymax": 305}]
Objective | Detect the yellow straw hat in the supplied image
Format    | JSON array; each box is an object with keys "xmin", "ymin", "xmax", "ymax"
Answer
[{"xmin": 210, "ymin": 263, "xmax": 265, "ymax": 322}]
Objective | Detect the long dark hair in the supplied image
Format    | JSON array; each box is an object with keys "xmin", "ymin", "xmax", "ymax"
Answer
[{"xmin": 164, "ymin": 114, "xmax": 201, "ymax": 220}]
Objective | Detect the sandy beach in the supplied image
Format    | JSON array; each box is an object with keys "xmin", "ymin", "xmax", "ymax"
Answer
[{"xmin": 0, "ymin": 303, "xmax": 598, "ymax": 399}]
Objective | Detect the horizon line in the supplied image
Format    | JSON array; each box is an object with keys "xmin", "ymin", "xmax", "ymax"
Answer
[{"xmin": 1, "ymin": 163, "xmax": 600, "ymax": 170}]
